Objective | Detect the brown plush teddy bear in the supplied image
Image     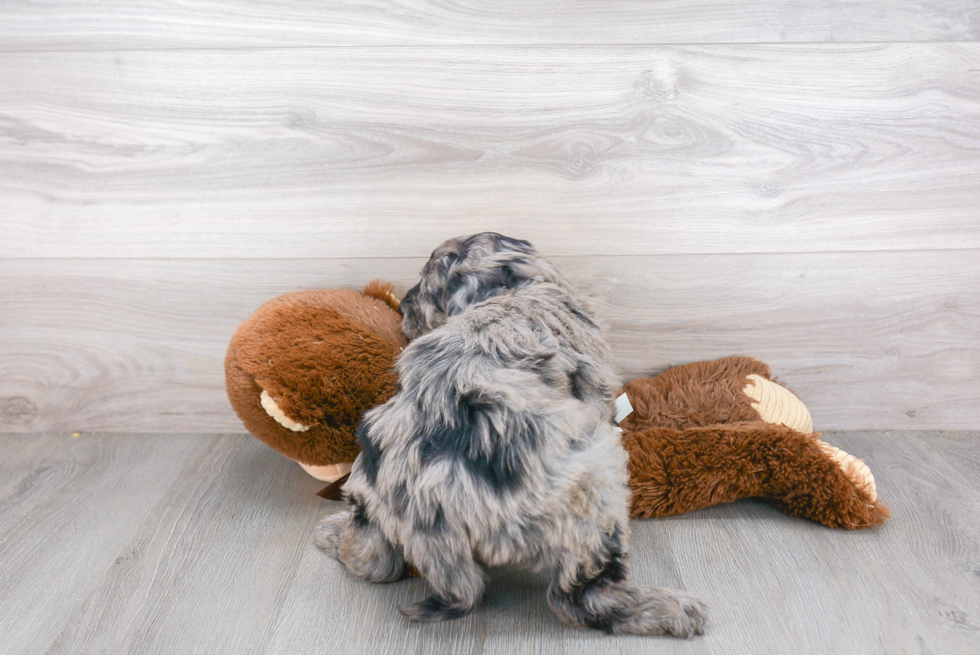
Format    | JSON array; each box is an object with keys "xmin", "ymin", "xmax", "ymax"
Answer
[
  {"xmin": 225, "ymin": 281, "xmax": 406, "ymax": 493},
  {"xmin": 226, "ymin": 286, "xmax": 889, "ymax": 528}
]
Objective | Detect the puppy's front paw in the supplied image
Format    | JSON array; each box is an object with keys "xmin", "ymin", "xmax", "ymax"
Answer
[
  {"xmin": 313, "ymin": 510, "xmax": 348, "ymax": 559},
  {"xmin": 626, "ymin": 587, "xmax": 708, "ymax": 638}
]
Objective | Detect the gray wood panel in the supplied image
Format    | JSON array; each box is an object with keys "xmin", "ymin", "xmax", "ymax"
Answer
[
  {"xmin": 0, "ymin": 1, "xmax": 977, "ymax": 50},
  {"xmin": 2, "ymin": 251, "xmax": 978, "ymax": 433},
  {"xmin": 0, "ymin": 433, "xmax": 211, "ymax": 654},
  {"xmin": 1, "ymin": 431, "xmax": 977, "ymax": 654},
  {"xmin": 43, "ymin": 434, "xmax": 327, "ymax": 655},
  {"xmin": 614, "ymin": 430, "xmax": 980, "ymax": 655},
  {"xmin": 2, "ymin": 45, "xmax": 979, "ymax": 258}
]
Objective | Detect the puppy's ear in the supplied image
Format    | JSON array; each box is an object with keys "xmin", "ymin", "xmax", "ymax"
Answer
[
  {"xmin": 424, "ymin": 251, "xmax": 464, "ymax": 314},
  {"xmin": 497, "ymin": 262, "xmax": 529, "ymax": 292},
  {"xmin": 444, "ymin": 262, "xmax": 531, "ymax": 316},
  {"xmin": 494, "ymin": 234, "xmax": 535, "ymax": 254}
]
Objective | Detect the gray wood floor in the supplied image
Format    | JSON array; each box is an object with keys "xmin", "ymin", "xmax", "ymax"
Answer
[{"xmin": 1, "ymin": 431, "xmax": 977, "ymax": 654}]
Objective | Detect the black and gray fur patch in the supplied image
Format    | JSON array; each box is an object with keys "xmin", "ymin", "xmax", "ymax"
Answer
[
  {"xmin": 356, "ymin": 420, "xmax": 382, "ymax": 486},
  {"xmin": 398, "ymin": 595, "xmax": 472, "ymax": 622},
  {"xmin": 416, "ymin": 391, "xmax": 529, "ymax": 493}
]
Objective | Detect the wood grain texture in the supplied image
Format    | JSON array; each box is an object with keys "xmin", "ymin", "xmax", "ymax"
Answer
[
  {"xmin": 618, "ymin": 429, "xmax": 980, "ymax": 655},
  {"xmin": 43, "ymin": 434, "xmax": 326, "ymax": 655},
  {"xmin": 2, "ymin": 45, "xmax": 979, "ymax": 258},
  {"xmin": 0, "ymin": 433, "xmax": 210, "ymax": 654},
  {"xmin": 2, "ymin": 251, "xmax": 978, "ymax": 433},
  {"xmin": 0, "ymin": 1, "xmax": 977, "ymax": 50},
  {"xmin": 2, "ymin": 431, "xmax": 978, "ymax": 654}
]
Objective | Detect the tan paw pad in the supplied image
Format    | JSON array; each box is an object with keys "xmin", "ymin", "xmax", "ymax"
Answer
[
  {"xmin": 742, "ymin": 374, "xmax": 814, "ymax": 434},
  {"xmin": 816, "ymin": 441, "xmax": 878, "ymax": 502}
]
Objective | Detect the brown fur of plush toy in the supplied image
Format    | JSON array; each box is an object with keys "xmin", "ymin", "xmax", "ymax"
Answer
[
  {"xmin": 225, "ymin": 281, "xmax": 407, "ymax": 467},
  {"xmin": 621, "ymin": 356, "xmax": 774, "ymax": 432},
  {"xmin": 624, "ymin": 424, "xmax": 890, "ymax": 529},
  {"xmin": 622, "ymin": 358, "xmax": 890, "ymax": 529},
  {"xmin": 226, "ymin": 286, "xmax": 889, "ymax": 531}
]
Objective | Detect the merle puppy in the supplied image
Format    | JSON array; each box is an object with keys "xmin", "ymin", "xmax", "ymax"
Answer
[{"xmin": 315, "ymin": 232, "xmax": 706, "ymax": 637}]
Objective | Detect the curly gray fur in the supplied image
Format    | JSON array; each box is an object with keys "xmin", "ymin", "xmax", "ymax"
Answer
[{"xmin": 316, "ymin": 232, "xmax": 707, "ymax": 637}]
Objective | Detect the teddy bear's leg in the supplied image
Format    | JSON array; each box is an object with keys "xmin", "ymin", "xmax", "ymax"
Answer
[
  {"xmin": 625, "ymin": 422, "xmax": 889, "ymax": 529},
  {"xmin": 740, "ymin": 375, "xmax": 879, "ymax": 500},
  {"xmin": 769, "ymin": 436, "xmax": 889, "ymax": 528},
  {"xmin": 812, "ymin": 441, "xmax": 878, "ymax": 501},
  {"xmin": 625, "ymin": 425, "xmax": 767, "ymax": 519},
  {"xmin": 314, "ymin": 504, "xmax": 405, "ymax": 584}
]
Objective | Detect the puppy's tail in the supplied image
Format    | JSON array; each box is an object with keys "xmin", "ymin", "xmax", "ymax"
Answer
[{"xmin": 548, "ymin": 578, "xmax": 707, "ymax": 637}]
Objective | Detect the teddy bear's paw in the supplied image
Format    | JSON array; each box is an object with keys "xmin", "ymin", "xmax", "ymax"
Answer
[
  {"xmin": 260, "ymin": 390, "xmax": 311, "ymax": 432},
  {"xmin": 742, "ymin": 374, "xmax": 814, "ymax": 433},
  {"xmin": 815, "ymin": 440, "xmax": 877, "ymax": 502},
  {"xmin": 300, "ymin": 461, "xmax": 353, "ymax": 483}
]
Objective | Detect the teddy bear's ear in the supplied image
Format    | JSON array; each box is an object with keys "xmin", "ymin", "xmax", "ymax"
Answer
[{"xmin": 363, "ymin": 279, "xmax": 400, "ymax": 312}]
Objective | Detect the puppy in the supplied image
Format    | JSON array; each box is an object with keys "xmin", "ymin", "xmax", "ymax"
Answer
[{"xmin": 315, "ymin": 232, "xmax": 706, "ymax": 637}]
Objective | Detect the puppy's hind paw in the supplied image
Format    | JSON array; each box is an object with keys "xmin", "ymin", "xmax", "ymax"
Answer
[
  {"xmin": 313, "ymin": 511, "xmax": 348, "ymax": 558},
  {"xmin": 622, "ymin": 587, "xmax": 708, "ymax": 638},
  {"xmin": 398, "ymin": 595, "xmax": 474, "ymax": 623},
  {"xmin": 675, "ymin": 592, "xmax": 708, "ymax": 637}
]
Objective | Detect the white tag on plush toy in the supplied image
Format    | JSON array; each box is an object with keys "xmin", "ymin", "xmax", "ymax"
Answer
[{"xmin": 615, "ymin": 393, "xmax": 634, "ymax": 424}]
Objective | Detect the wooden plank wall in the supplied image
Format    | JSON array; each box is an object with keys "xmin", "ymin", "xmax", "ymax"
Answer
[{"xmin": 1, "ymin": 2, "xmax": 978, "ymax": 432}]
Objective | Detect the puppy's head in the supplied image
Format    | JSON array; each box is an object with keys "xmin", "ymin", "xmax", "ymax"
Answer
[{"xmin": 400, "ymin": 232, "xmax": 562, "ymax": 340}]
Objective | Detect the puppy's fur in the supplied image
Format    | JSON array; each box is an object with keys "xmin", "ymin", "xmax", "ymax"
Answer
[{"xmin": 316, "ymin": 233, "xmax": 706, "ymax": 636}]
